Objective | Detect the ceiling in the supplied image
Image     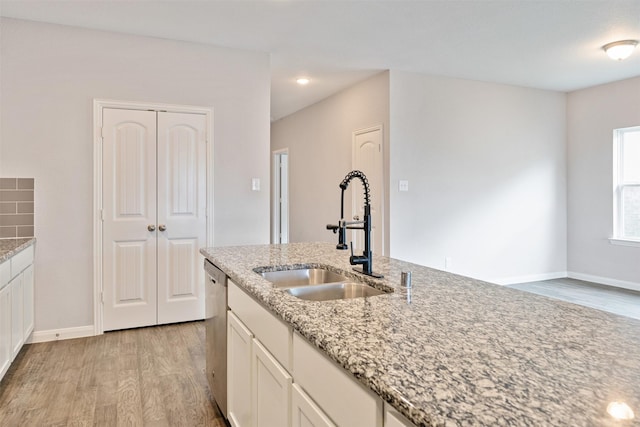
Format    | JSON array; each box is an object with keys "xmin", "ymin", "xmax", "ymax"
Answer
[{"xmin": 1, "ymin": 1, "xmax": 639, "ymax": 120}]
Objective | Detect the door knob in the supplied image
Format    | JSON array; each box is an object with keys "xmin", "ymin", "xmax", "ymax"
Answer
[
  {"xmin": 158, "ymin": 224, "xmax": 167, "ymax": 232},
  {"xmin": 147, "ymin": 224, "xmax": 156, "ymax": 232}
]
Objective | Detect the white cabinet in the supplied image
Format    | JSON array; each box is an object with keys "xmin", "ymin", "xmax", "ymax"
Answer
[
  {"xmin": 292, "ymin": 384, "xmax": 336, "ymax": 427},
  {"xmin": 0, "ymin": 244, "xmax": 35, "ymax": 382},
  {"xmin": 228, "ymin": 311, "xmax": 253, "ymax": 427},
  {"xmin": 293, "ymin": 332, "xmax": 383, "ymax": 427},
  {"xmin": 0, "ymin": 281, "xmax": 12, "ymax": 379},
  {"xmin": 384, "ymin": 403, "xmax": 414, "ymax": 427},
  {"xmin": 226, "ymin": 280, "xmax": 394, "ymax": 427},
  {"xmin": 10, "ymin": 274, "xmax": 24, "ymax": 358},
  {"xmin": 22, "ymin": 265, "xmax": 34, "ymax": 339},
  {"xmin": 253, "ymin": 338, "xmax": 292, "ymax": 427}
]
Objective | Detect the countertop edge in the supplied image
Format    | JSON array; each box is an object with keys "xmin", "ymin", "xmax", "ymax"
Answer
[{"xmin": 0, "ymin": 238, "xmax": 37, "ymax": 263}]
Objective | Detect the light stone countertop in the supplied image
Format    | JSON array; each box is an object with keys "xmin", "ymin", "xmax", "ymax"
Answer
[
  {"xmin": 200, "ymin": 242, "xmax": 640, "ymax": 427},
  {"xmin": 0, "ymin": 238, "xmax": 35, "ymax": 263}
]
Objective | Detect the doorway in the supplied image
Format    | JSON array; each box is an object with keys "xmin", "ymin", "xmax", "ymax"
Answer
[
  {"xmin": 352, "ymin": 125, "xmax": 384, "ymax": 255},
  {"xmin": 93, "ymin": 100, "xmax": 213, "ymax": 333},
  {"xmin": 272, "ymin": 149, "xmax": 289, "ymax": 244}
]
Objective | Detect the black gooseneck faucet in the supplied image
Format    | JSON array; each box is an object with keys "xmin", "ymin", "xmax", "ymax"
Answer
[{"xmin": 326, "ymin": 170, "xmax": 383, "ymax": 278}]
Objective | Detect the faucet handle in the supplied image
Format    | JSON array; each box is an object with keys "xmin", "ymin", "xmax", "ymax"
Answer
[{"xmin": 326, "ymin": 224, "xmax": 339, "ymax": 234}]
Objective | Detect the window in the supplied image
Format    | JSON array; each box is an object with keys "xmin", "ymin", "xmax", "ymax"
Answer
[{"xmin": 613, "ymin": 126, "xmax": 640, "ymax": 242}]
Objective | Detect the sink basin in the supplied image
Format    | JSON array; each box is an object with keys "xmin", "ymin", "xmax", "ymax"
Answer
[
  {"xmin": 286, "ymin": 282, "xmax": 387, "ymax": 301},
  {"xmin": 257, "ymin": 266, "xmax": 392, "ymax": 301},
  {"xmin": 259, "ymin": 268, "xmax": 350, "ymax": 289}
]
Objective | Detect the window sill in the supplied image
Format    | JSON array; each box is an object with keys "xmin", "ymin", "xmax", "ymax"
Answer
[{"xmin": 609, "ymin": 238, "xmax": 640, "ymax": 248}]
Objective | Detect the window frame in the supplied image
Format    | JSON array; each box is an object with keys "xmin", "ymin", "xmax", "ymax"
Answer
[{"xmin": 611, "ymin": 126, "xmax": 640, "ymax": 247}]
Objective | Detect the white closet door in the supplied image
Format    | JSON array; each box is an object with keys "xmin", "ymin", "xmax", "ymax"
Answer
[
  {"xmin": 156, "ymin": 112, "xmax": 207, "ymax": 324},
  {"xmin": 103, "ymin": 108, "xmax": 158, "ymax": 331}
]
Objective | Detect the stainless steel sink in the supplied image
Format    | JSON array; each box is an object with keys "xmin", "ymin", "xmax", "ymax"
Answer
[
  {"xmin": 259, "ymin": 268, "xmax": 350, "ymax": 289},
  {"xmin": 256, "ymin": 266, "xmax": 391, "ymax": 301},
  {"xmin": 286, "ymin": 282, "xmax": 387, "ymax": 301}
]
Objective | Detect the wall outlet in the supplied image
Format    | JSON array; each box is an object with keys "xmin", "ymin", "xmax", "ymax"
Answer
[
  {"xmin": 399, "ymin": 180, "xmax": 409, "ymax": 192},
  {"xmin": 251, "ymin": 178, "xmax": 261, "ymax": 191}
]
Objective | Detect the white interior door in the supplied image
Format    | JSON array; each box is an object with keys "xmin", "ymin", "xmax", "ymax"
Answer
[
  {"xmin": 102, "ymin": 108, "xmax": 158, "ymax": 331},
  {"xmin": 102, "ymin": 108, "xmax": 207, "ymax": 331},
  {"xmin": 352, "ymin": 126, "xmax": 384, "ymax": 255},
  {"xmin": 156, "ymin": 112, "xmax": 207, "ymax": 324}
]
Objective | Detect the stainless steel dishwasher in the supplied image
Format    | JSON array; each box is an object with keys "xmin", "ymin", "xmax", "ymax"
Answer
[{"xmin": 205, "ymin": 259, "xmax": 227, "ymax": 418}]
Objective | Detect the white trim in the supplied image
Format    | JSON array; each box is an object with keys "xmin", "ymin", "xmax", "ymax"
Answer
[
  {"xmin": 272, "ymin": 148, "xmax": 289, "ymax": 244},
  {"xmin": 609, "ymin": 238, "xmax": 640, "ymax": 248},
  {"xmin": 612, "ymin": 126, "xmax": 640, "ymax": 241},
  {"xmin": 93, "ymin": 99, "xmax": 213, "ymax": 336},
  {"xmin": 27, "ymin": 325, "xmax": 94, "ymax": 344},
  {"xmin": 487, "ymin": 271, "xmax": 567, "ymax": 286},
  {"xmin": 567, "ymin": 271, "xmax": 640, "ymax": 293}
]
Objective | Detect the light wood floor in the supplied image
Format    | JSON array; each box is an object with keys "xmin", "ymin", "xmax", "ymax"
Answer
[
  {"xmin": 509, "ymin": 277, "xmax": 640, "ymax": 320},
  {"xmin": 0, "ymin": 321, "xmax": 227, "ymax": 427}
]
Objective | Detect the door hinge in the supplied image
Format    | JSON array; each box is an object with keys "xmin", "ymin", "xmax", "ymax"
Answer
[
  {"xmin": 100, "ymin": 291, "xmax": 104, "ymax": 304},
  {"xmin": 99, "ymin": 209, "xmax": 104, "ymax": 222}
]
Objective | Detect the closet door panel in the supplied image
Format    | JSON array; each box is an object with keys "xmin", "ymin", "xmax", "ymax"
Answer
[
  {"xmin": 156, "ymin": 112, "xmax": 207, "ymax": 324},
  {"xmin": 102, "ymin": 108, "xmax": 158, "ymax": 331}
]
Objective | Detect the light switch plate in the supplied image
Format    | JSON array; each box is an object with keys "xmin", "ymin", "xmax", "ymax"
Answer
[
  {"xmin": 399, "ymin": 180, "xmax": 409, "ymax": 192},
  {"xmin": 252, "ymin": 178, "xmax": 261, "ymax": 191}
]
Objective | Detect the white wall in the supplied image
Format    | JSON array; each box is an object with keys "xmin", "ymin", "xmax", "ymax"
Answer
[
  {"xmin": 567, "ymin": 76, "xmax": 640, "ymax": 288},
  {"xmin": 271, "ymin": 72, "xmax": 390, "ymax": 253},
  {"xmin": 0, "ymin": 18, "xmax": 271, "ymax": 332},
  {"xmin": 389, "ymin": 71, "xmax": 567, "ymax": 283}
]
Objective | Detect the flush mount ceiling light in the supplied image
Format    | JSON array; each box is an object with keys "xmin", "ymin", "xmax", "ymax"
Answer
[
  {"xmin": 602, "ymin": 40, "xmax": 638, "ymax": 61},
  {"xmin": 296, "ymin": 77, "xmax": 310, "ymax": 85}
]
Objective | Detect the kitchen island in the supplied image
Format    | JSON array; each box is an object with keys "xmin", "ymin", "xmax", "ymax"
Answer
[{"xmin": 201, "ymin": 242, "xmax": 640, "ymax": 426}]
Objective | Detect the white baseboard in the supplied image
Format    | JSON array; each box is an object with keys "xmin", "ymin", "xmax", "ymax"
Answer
[
  {"xmin": 567, "ymin": 271, "xmax": 640, "ymax": 293},
  {"xmin": 488, "ymin": 271, "xmax": 568, "ymax": 286},
  {"xmin": 27, "ymin": 325, "xmax": 95, "ymax": 344}
]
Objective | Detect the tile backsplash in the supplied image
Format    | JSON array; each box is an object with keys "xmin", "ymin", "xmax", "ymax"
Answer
[{"xmin": 0, "ymin": 178, "xmax": 35, "ymax": 239}]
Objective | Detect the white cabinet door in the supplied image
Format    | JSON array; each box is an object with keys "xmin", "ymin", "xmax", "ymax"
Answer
[
  {"xmin": 293, "ymin": 332, "xmax": 383, "ymax": 427},
  {"xmin": 10, "ymin": 274, "xmax": 23, "ymax": 359},
  {"xmin": 228, "ymin": 311, "xmax": 253, "ymax": 427},
  {"xmin": 22, "ymin": 265, "xmax": 34, "ymax": 339},
  {"xmin": 291, "ymin": 384, "xmax": 336, "ymax": 427},
  {"xmin": 384, "ymin": 404, "xmax": 415, "ymax": 427},
  {"xmin": 253, "ymin": 338, "xmax": 292, "ymax": 427},
  {"xmin": 0, "ymin": 284, "xmax": 12, "ymax": 379}
]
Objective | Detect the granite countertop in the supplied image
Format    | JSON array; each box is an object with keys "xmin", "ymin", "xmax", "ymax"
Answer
[
  {"xmin": 0, "ymin": 238, "xmax": 36, "ymax": 263},
  {"xmin": 201, "ymin": 242, "xmax": 640, "ymax": 427}
]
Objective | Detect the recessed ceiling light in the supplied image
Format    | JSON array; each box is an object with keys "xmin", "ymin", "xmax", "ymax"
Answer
[
  {"xmin": 602, "ymin": 40, "xmax": 638, "ymax": 61},
  {"xmin": 296, "ymin": 77, "xmax": 310, "ymax": 85}
]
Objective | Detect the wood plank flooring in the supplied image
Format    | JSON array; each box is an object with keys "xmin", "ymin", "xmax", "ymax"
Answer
[
  {"xmin": 0, "ymin": 321, "xmax": 228, "ymax": 427},
  {"xmin": 508, "ymin": 277, "xmax": 640, "ymax": 320}
]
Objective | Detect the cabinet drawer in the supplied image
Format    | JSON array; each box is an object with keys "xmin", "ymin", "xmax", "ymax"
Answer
[
  {"xmin": 292, "ymin": 383, "xmax": 336, "ymax": 427},
  {"xmin": 228, "ymin": 280, "xmax": 292, "ymax": 371},
  {"xmin": 11, "ymin": 245, "xmax": 34, "ymax": 278},
  {"xmin": 293, "ymin": 332, "xmax": 383, "ymax": 427},
  {"xmin": 0, "ymin": 260, "xmax": 9, "ymax": 290},
  {"xmin": 384, "ymin": 402, "xmax": 415, "ymax": 427}
]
